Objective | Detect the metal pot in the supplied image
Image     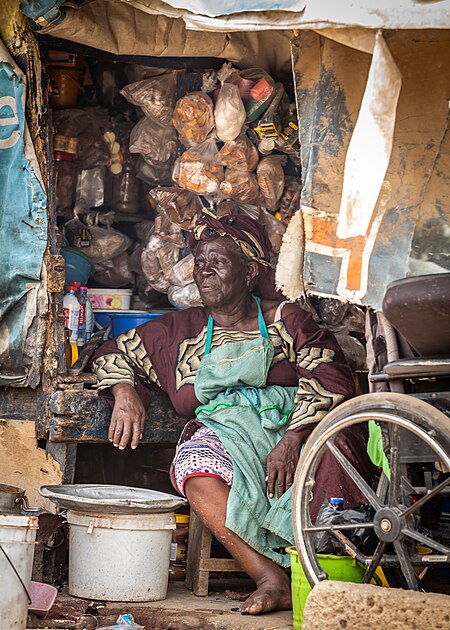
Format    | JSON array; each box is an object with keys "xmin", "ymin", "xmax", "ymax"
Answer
[{"xmin": 0, "ymin": 484, "xmax": 29, "ymax": 514}]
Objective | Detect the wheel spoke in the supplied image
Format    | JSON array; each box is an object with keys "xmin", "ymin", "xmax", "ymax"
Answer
[
  {"xmin": 402, "ymin": 476, "xmax": 450, "ymax": 518},
  {"xmin": 304, "ymin": 522, "xmax": 375, "ymax": 533},
  {"xmin": 326, "ymin": 438, "xmax": 383, "ymax": 510},
  {"xmin": 363, "ymin": 540, "xmax": 388, "ymax": 584},
  {"xmin": 376, "ymin": 471, "xmax": 390, "ymax": 505},
  {"xmin": 394, "ymin": 540, "xmax": 420, "ymax": 590},
  {"xmin": 388, "ymin": 424, "xmax": 400, "ymax": 507},
  {"xmin": 402, "ymin": 527, "xmax": 450, "ymax": 556}
]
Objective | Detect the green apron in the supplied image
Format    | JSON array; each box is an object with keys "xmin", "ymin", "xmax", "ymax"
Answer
[{"xmin": 194, "ymin": 296, "xmax": 297, "ymax": 567}]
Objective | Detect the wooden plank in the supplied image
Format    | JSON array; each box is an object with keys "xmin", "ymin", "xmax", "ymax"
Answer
[
  {"xmin": 48, "ymin": 388, "xmax": 186, "ymax": 444},
  {"xmin": 0, "ymin": 386, "xmax": 40, "ymax": 421}
]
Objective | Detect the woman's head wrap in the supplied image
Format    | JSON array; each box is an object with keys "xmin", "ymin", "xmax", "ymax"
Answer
[{"xmin": 189, "ymin": 213, "xmax": 282, "ymax": 301}]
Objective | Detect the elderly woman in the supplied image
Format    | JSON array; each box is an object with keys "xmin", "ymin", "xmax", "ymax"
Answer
[{"xmin": 92, "ymin": 215, "xmax": 372, "ymax": 615}]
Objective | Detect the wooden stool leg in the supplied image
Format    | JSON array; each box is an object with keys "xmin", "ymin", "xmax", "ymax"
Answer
[{"xmin": 185, "ymin": 510, "xmax": 212, "ymax": 596}]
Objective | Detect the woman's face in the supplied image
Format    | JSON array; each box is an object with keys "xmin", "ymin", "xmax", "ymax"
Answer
[{"xmin": 193, "ymin": 238, "xmax": 257, "ymax": 308}]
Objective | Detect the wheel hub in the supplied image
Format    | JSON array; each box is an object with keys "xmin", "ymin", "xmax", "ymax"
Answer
[{"xmin": 374, "ymin": 507, "xmax": 402, "ymax": 542}]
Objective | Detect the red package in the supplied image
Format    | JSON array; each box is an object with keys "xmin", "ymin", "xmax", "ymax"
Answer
[{"xmin": 250, "ymin": 78, "xmax": 273, "ymax": 102}]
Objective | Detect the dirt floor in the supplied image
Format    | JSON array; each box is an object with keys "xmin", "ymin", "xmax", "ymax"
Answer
[{"xmin": 28, "ymin": 580, "xmax": 294, "ymax": 630}]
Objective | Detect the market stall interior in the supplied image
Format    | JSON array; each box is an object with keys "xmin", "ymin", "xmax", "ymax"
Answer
[
  {"xmin": 52, "ymin": 42, "xmax": 300, "ymax": 328},
  {"xmin": 50, "ymin": 40, "xmax": 369, "ymax": 487}
]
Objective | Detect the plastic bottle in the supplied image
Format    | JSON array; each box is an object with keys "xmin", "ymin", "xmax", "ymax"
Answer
[
  {"xmin": 84, "ymin": 289, "xmax": 94, "ymax": 341},
  {"xmin": 329, "ymin": 497, "xmax": 345, "ymax": 510},
  {"xmin": 169, "ymin": 514, "xmax": 190, "ymax": 582},
  {"xmin": 76, "ymin": 287, "xmax": 88, "ymax": 347},
  {"xmin": 63, "ymin": 287, "xmax": 81, "ymax": 344}
]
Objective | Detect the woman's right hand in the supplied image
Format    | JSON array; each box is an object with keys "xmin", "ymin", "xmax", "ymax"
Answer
[{"xmin": 109, "ymin": 383, "xmax": 146, "ymax": 450}]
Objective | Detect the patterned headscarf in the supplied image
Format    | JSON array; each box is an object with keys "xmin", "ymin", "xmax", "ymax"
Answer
[{"xmin": 189, "ymin": 213, "xmax": 282, "ymax": 300}]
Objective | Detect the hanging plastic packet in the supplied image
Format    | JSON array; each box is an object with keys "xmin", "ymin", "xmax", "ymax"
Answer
[
  {"xmin": 168, "ymin": 282, "xmax": 203, "ymax": 309},
  {"xmin": 168, "ymin": 254, "xmax": 195, "ymax": 287},
  {"xmin": 129, "ymin": 117, "xmax": 177, "ymax": 168},
  {"xmin": 214, "ymin": 83, "xmax": 246, "ymax": 142},
  {"xmin": 256, "ymin": 155, "xmax": 287, "ymax": 213},
  {"xmin": 216, "ymin": 134, "xmax": 259, "ymax": 172},
  {"xmin": 278, "ymin": 177, "xmax": 302, "ymax": 224},
  {"xmin": 173, "ymin": 138, "xmax": 224, "ymax": 198},
  {"xmin": 149, "ymin": 187, "xmax": 203, "ymax": 230},
  {"xmin": 172, "ymin": 92, "xmax": 215, "ymax": 145},
  {"xmin": 93, "ymin": 251, "xmax": 134, "ymax": 288},
  {"xmin": 120, "ymin": 73, "xmax": 177, "ymax": 125},
  {"xmin": 220, "ymin": 169, "xmax": 262, "ymax": 205}
]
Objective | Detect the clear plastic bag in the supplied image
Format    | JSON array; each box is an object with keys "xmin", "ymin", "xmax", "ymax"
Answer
[
  {"xmin": 135, "ymin": 156, "xmax": 173, "ymax": 186},
  {"xmin": 93, "ymin": 251, "xmax": 134, "ymax": 288},
  {"xmin": 154, "ymin": 214, "xmax": 186, "ymax": 248},
  {"xmin": 67, "ymin": 219, "xmax": 132, "ymax": 263},
  {"xmin": 120, "ymin": 73, "xmax": 177, "ymax": 125},
  {"xmin": 214, "ymin": 83, "xmax": 246, "ymax": 142},
  {"xmin": 129, "ymin": 117, "xmax": 177, "ymax": 168},
  {"xmin": 173, "ymin": 138, "xmax": 224, "ymax": 198},
  {"xmin": 220, "ymin": 169, "xmax": 262, "ymax": 205},
  {"xmin": 279, "ymin": 177, "xmax": 302, "ymax": 224},
  {"xmin": 98, "ymin": 613, "xmax": 144, "ymax": 629},
  {"xmin": 261, "ymin": 208, "xmax": 286, "ymax": 254},
  {"xmin": 173, "ymin": 92, "xmax": 215, "ymax": 146},
  {"xmin": 157, "ymin": 242, "xmax": 180, "ymax": 278},
  {"xmin": 216, "ymin": 134, "xmax": 259, "ymax": 172},
  {"xmin": 149, "ymin": 187, "xmax": 203, "ymax": 230},
  {"xmin": 168, "ymin": 253, "xmax": 195, "ymax": 287},
  {"xmin": 257, "ymin": 155, "xmax": 287, "ymax": 212},
  {"xmin": 168, "ymin": 282, "xmax": 203, "ymax": 309},
  {"xmin": 75, "ymin": 166, "xmax": 107, "ymax": 210}
]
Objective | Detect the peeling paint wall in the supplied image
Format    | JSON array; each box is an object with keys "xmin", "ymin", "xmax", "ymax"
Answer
[
  {"xmin": 292, "ymin": 30, "xmax": 450, "ymax": 309},
  {"xmin": 0, "ymin": 420, "xmax": 62, "ymax": 511}
]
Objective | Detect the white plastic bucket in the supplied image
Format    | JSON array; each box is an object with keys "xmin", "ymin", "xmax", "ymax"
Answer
[
  {"xmin": 67, "ymin": 510, "xmax": 175, "ymax": 601},
  {"xmin": 0, "ymin": 515, "xmax": 39, "ymax": 630}
]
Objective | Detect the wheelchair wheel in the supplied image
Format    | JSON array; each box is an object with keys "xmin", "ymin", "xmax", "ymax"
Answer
[{"xmin": 292, "ymin": 392, "xmax": 450, "ymax": 590}]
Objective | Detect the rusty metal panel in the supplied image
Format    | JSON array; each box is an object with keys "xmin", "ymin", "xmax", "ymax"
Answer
[{"xmin": 292, "ymin": 30, "xmax": 450, "ymax": 310}]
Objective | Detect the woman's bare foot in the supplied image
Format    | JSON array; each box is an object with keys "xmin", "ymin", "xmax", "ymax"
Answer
[{"xmin": 240, "ymin": 574, "xmax": 292, "ymax": 615}]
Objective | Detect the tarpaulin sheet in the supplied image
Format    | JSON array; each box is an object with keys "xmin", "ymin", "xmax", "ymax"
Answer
[
  {"xmin": 127, "ymin": 0, "xmax": 450, "ymax": 31},
  {"xmin": 0, "ymin": 41, "xmax": 47, "ymax": 386}
]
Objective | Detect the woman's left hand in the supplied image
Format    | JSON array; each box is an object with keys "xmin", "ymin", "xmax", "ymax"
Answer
[{"xmin": 266, "ymin": 427, "xmax": 314, "ymax": 499}]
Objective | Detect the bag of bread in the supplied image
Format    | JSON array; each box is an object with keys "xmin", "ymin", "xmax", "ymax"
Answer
[
  {"xmin": 173, "ymin": 138, "xmax": 224, "ymax": 198},
  {"xmin": 256, "ymin": 155, "xmax": 287, "ymax": 212},
  {"xmin": 217, "ymin": 134, "xmax": 259, "ymax": 172},
  {"xmin": 220, "ymin": 169, "xmax": 262, "ymax": 205},
  {"xmin": 173, "ymin": 92, "xmax": 215, "ymax": 145},
  {"xmin": 149, "ymin": 187, "xmax": 203, "ymax": 230}
]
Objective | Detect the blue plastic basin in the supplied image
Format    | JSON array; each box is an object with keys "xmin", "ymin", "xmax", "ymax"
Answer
[
  {"xmin": 109, "ymin": 311, "xmax": 163, "ymax": 337},
  {"xmin": 62, "ymin": 247, "xmax": 93, "ymax": 286}
]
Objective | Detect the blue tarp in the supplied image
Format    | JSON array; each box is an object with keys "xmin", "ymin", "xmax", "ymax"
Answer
[{"xmin": 0, "ymin": 46, "xmax": 47, "ymax": 386}]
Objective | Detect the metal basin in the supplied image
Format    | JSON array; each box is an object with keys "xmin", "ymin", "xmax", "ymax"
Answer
[
  {"xmin": 0, "ymin": 484, "xmax": 27, "ymax": 514},
  {"xmin": 40, "ymin": 484, "xmax": 187, "ymax": 514}
]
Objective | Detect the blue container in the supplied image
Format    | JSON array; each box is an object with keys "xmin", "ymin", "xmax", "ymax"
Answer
[
  {"xmin": 61, "ymin": 247, "xmax": 93, "ymax": 286},
  {"xmin": 110, "ymin": 311, "xmax": 163, "ymax": 337}
]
